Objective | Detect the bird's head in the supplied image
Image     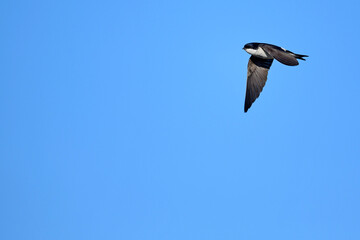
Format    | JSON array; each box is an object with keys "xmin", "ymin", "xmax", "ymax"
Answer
[{"xmin": 243, "ymin": 42, "xmax": 259, "ymax": 54}]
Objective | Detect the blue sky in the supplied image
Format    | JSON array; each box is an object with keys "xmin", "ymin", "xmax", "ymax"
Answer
[{"xmin": 1, "ymin": 0, "xmax": 360, "ymax": 239}]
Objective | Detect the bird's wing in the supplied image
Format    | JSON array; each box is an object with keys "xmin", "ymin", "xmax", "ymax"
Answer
[
  {"xmin": 244, "ymin": 56, "xmax": 274, "ymax": 112},
  {"xmin": 261, "ymin": 44, "xmax": 299, "ymax": 66}
]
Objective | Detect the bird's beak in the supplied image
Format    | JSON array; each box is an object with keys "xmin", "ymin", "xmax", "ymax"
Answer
[{"xmin": 242, "ymin": 47, "xmax": 245, "ymax": 50}]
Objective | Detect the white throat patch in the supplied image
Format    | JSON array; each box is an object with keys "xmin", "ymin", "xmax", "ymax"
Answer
[{"xmin": 245, "ymin": 47, "xmax": 273, "ymax": 59}]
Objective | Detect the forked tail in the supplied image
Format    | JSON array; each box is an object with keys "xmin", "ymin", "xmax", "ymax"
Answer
[
  {"xmin": 294, "ymin": 53, "xmax": 308, "ymax": 61},
  {"xmin": 285, "ymin": 49, "xmax": 308, "ymax": 61}
]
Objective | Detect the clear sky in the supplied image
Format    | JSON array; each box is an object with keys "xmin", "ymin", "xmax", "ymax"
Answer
[{"xmin": 1, "ymin": 0, "xmax": 360, "ymax": 239}]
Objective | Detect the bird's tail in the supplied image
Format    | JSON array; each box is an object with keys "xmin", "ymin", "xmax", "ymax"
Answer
[
  {"xmin": 285, "ymin": 49, "xmax": 308, "ymax": 61},
  {"xmin": 293, "ymin": 53, "xmax": 309, "ymax": 61}
]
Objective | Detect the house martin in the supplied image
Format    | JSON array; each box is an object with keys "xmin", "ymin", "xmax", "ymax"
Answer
[{"xmin": 243, "ymin": 42, "xmax": 308, "ymax": 112}]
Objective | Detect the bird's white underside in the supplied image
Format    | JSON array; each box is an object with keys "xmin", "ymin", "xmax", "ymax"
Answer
[{"xmin": 245, "ymin": 47, "xmax": 273, "ymax": 59}]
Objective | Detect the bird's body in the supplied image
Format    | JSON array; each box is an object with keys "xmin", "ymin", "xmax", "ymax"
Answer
[
  {"xmin": 244, "ymin": 45, "xmax": 273, "ymax": 59},
  {"xmin": 243, "ymin": 43, "xmax": 308, "ymax": 112}
]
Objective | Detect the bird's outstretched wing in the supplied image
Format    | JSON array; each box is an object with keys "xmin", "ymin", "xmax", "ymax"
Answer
[
  {"xmin": 261, "ymin": 44, "xmax": 299, "ymax": 66},
  {"xmin": 244, "ymin": 56, "xmax": 273, "ymax": 112}
]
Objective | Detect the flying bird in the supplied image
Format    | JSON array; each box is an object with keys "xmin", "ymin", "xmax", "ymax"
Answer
[{"xmin": 243, "ymin": 42, "xmax": 308, "ymax": 112}]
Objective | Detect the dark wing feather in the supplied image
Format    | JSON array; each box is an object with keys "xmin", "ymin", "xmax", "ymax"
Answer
[
  {"xmin": 261, "ymin": 44, "xmax": 299, "ymax": 66},
  {"xmin": 244, "ymin": 56, "xmax": 273, "ymax": 112}
]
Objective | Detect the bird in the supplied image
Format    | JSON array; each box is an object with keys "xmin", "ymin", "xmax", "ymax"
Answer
[{"xmin": 242, "ymin": 42, "xmax": 308, "ymax": 112}]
